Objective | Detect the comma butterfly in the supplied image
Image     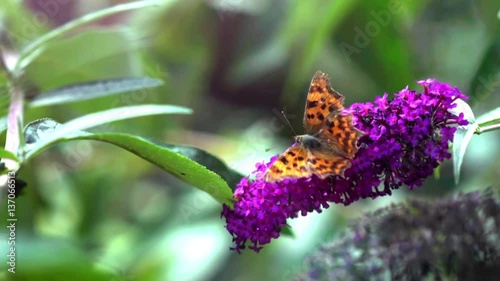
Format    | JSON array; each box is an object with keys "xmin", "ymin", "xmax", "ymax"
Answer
[{"xmin": 264, "ymin": 71, "xmax": 364, "ymax": 182}]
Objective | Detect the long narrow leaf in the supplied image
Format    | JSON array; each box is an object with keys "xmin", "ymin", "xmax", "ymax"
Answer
[
  {"xmin": 30, "ymin": 77, "xmax": 163, "ymax": 107},
  {"xmin": 74, "ymin": 133, "xmax": 236, "ymax": 206},
  {"xmin": 468, "ymin": 39, "xmax": 500, "ymax": 106},
  {"xmin": 16, "ymin": 1, "xmax": 164, "ymax": 72},
  {"xmin": 24, "ymin": 105, "xmax": 191, "ymax": 160},
  {"xmin": 452, "ymin": 123, "xmax": 478, "ymax": 185},
  {"xmin": 0, "ymin": 148, "xmax": 20, "ymax": 162},
  {"xmin": 450, "ymin": 99, "xmax": 476, "ymax": 185},
  {"xmin": 24, "ymin": 126, "xmax": 236, "ymax": 206},
  {"xmin": 477, "ymin": 107, "xmax": 500, "ymax": 124}
]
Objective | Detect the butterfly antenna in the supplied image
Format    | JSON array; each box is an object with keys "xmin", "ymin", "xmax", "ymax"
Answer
[{"xmin": 281, "ymin": 110, "xmax": 298, "ymax": 135}]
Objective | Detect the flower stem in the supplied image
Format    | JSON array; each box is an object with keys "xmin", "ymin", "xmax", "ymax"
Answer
[
  {"xmin": 476, "ymin": 120, "xmax": 500, "ymax": 134},
  {"xmin": 3, "ymin": 85, "xmax": 23, "ymax": 165},
  {"xmin": 0, "ymin": 84, "xmax": 23, "ymax": 202}
]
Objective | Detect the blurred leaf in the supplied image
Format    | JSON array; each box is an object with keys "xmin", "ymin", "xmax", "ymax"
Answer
[
  {"xmin": 0, "ymin": 0, "xmax": 48, "ymax": 50},
  {"xmin": 29, "ymin": 77, "xmax": 163, "ymax": 107},
  {"xmin": 453, "ymin": 122, "xmax": 478, "ymax": 185},
  {"xmin": 0, "ymin": 86, "xmax": 8, "ymax": 117},
  {"xmin": 7, "ymin": 237, "xmax": 112, "ymax": 281},
  {"xmin": 433, "ymin": 166, "xmax": 440, "ymax": 180},
  {"xmin": 23, "ymin": 29, "xmax": 144, "ymax": 92},
  {"xmin": 451, "ymin": 98, "xmax": 477, "ymax": 185},
  {"xmin": 16, "ymin": 0, "xmax": 164, "ymax": 72},
  {"xmin": 0, "ymin": 115, "xmax": 6, "ymax": 135},
  {"xmin": 449, "ymin": 98, "xmax": 476, "ymax": 124},
  {"xmin": 473, "ymin": 0, "xmax": 500, "ymax": 34},
  {"xmin": 71, "ymin": 133, "xmax": 235, "ymax": 206},
  {"xmin": 23, "ymin": 105, "xmax": 192, "ymax": 160},
  {"xmin": 0, "ymin": 69, "xmax": 8, "ymax": 98},
  {"xmin": 281, "ymin": 0, "xmax": 359, "ymax": 105},
  {"xmin": 450, "ymin": 97, "xmax": 477, "ymax": 185},
  {"xmin": 0, "ymin": 147, "xmax": 20, "ymax": 162},
  {"xmin": 334, "ymin": 0, "xmax": 415, "ymax": 93},
  {"xmin": 468, "ymin": 39, "xmax": 500, "ymax": 106},
  {"xmin": 281, "ymin": 225, "xmax": 295, "ymax": 238},
  {"xmin": 477, "ymin": 107, "xmax": 500, "ymax": 124}
]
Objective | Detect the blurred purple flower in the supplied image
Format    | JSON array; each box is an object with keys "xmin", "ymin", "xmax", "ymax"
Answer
[
  {"xmin": 222, "ymin": 79, "xmax": 469, "ymax": 252},
  {"xmin": 294, "ymin": 189, "xmax": 500, "ymax": 281}
]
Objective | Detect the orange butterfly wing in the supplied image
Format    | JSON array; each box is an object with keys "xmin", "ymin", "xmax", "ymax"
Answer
[
  {"xmin": 304, "ymin": 151, "xmax": 352, "ymax": 179},
  {"xmin": 304, "ymin": 71, "xmax": 344, "ymax": 134},
  {"xmin": 265, "ymin": 71, "xmax": 363, "ymax": 182},
  {"xmin": 264, "ymin": 145, "xmax": 352, "ymax": 182},
  {"xmin": 318, "ymin": 113, "xmax": 365, "ymax": 159},
  {"xmin": 264, "ymin": 146, "xmax": 311, "ymax": 182}
]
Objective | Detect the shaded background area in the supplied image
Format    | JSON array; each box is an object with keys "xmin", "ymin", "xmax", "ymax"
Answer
[{"xmin": 0, "ymin": 0, "xmax": 499, "ymax": 280}]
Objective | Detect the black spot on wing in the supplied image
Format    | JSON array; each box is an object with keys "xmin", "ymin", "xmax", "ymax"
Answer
[{"xmin": 307, "ymin": 101, "xmax": 318, "ymax": 108}]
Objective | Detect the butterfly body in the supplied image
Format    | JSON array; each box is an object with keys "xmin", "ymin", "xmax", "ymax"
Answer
[
  {"xmin": 264, "ymin": 71, "xmax": 364, "ymax": 182},
  {"xmin": 295, "ymin": 134, "xmax": 321, "ymax": 150}
]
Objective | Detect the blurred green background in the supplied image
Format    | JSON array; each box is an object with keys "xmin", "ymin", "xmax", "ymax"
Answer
[{"xmin": 0, "ymin": 0, "xmax": 499, "ymax": 280}]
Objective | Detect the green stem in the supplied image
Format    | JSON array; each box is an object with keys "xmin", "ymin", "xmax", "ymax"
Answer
[
  {"xmin": 3, "ymin": 85, "xmax": 24, "ymax": 167},
  {"xmin": 1, "ymin": 84, "xmax": 23, "ymax": 198},
  {"xmin": 475, "ymin": 118, "xmax": 500, "ymax": 134},
  {"xmin": 475, "ymin": 122, "xmax": 500, "ymax": 134},
  {"xmin": 14, "ymin": 0, "xmax": 163, "ymax": 72}
]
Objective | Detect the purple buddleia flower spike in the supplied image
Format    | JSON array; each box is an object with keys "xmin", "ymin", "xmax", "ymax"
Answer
[{"xmin": 222, "ymin": 79, "xmax": 469, "ymax": 252}]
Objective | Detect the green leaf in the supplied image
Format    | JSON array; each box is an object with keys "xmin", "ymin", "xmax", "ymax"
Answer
[
  {"xmin": 72, "ymin": 133, "xmax": 236, "ymax": 206},
  {"xmin": 280, "ymin": 0, "xmax": 359, "ymax": 105},
  {"xmin": 451, "ymin": 99, "xmax": 477, "ymax": 185},
  {"xmin": 23, "ymin": 105, "xmax": 192, "ymax": 160},
  {"xmin": 453, "ymin": 123, "xmax": 478, "ymax": 185},
  {"xmin": 15, "ymin": 0, "xmax": 164, "ymax": 72},
  {"xmin": 22, "ymin": 115, "xmax": 237, "ymax": 205},
  {"xmin": 474, "ymin": 0, "xmax": 500, "ymax": 34},
  {"xmin": 29, "ymin": 77, "xmax": 163, "ymax": 107},
  {"xmin": 433, "ymin": 166, "xmax": 440, "ymax": 180},
  {"xmin": 0, "ymin": 147, "xmax": 20, "ymax": 163},
  {"xmin": 0, "ymin": 84, "xmax": 9, "ymax": 117},
  {"xmin": 477, "ymin": 107, "xmax": 500, "ymax": 124},
  {"xmin": 334, "ymin": 0, "xmax": 416, "ymax": 94},
  {"xmin": 13, "ymin": 238, "xmax": 113, "ymax": 281},
  {"xmin": 281, "ymin": 225, "xmax": 295, "ymax": 238},
  {"xmin": 0, "ymin": 115, "xmax": 6, "ymax": 135},
  {"xmin": 23, "ymin": 29, "xmax": 145, "ymax": 92},
  {"xmin": 157, "ymin": 142, "xmax": 244, "ymax": 191},
  {"xmin": 468, "ymin": 39, "xmax": 500, "ymax": 107}
]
